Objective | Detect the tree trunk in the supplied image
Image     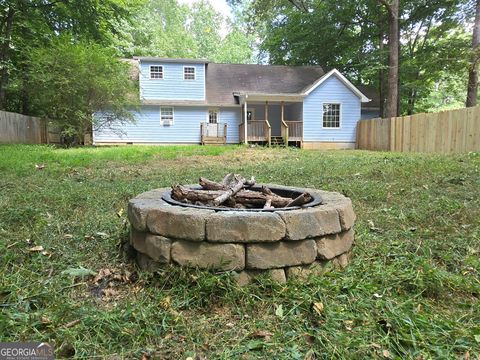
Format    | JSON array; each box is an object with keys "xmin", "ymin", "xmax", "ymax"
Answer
[
  {"xmin": 0, "ymin": 7, "xmax": 15, "ymax": 109},
  {"xmin": 466, "ymin": 0, "xmax": 480, "ymax": 107},
  {"xmin": 385, "ymin": 0, "xmax": 400, "ymax": 118},
  {"xmin": 379, "ymin": 25, "xmax": 386, "ymax": 118}
]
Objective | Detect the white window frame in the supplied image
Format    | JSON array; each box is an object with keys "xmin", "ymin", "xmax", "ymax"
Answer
[
  {"xmin": 322, "ymin": 102, "xmax": 342, "ymax": 129},
  {"xmin": 160, "ymin": 106, "xmax": 174, "ymax": 126},
  {"xmin": 207, "ymin": 108, "xmax": 219, "ymax": 124},
  {"xmin": 150, "ymin": 65, "xmax": 164, "ymax": 80},
  {"xmin": 183, "ymin": 66, "xmax": 196, "ymax": 80}
]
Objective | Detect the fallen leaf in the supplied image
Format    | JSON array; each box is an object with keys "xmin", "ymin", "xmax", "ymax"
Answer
[
  {"xmin": 93, "ymin": 268, "xmax": 112, "ymax": 283},
  {"xmin": 225, "ymin": 322, "xmax": 234, "ymax": 328},
  {"xmin": 116, "ymin": 208, "xmax": 124, "ymax": 218},
  {"xmin": 344, "ymin": 320, "xmax": 354, "ymax": 331},
  {"xmin": 252, "ymin": 330, "xmax": 273, "ymax": 341},
  {"xmin": 28, "ymin": 245, "xmax": 44, "ymax": 252},
  {"xmin": 63, "ymin": 319, "xmax": 80, "ymax": 328},
  {"xmin": 275, "ymin": 304, "xmax": 284, "ymax": 319},
  {"xmin": 382, "ymin": 349, "xmax": 391, "ymax": 358},
  {"xmin": 61, "ymin": 267, "xmax": 96, "ymax": 278},
  {"xmin": 95, "ymin": 232, "xmax": 109, "ymax": 238},
  {"xmin": 370, "ymin": 343, "xmax": 381, "ymax": 349},
  {"xmin": 35, "ymin": 164, "xmax": 46, "ymax": 170},
  {"xmin": 464, "ymin": 351, "xmax": 470, "ymax": 360},
  {"xmin": 312, "ymin": 302, "xmax": 324, "ymax": 315},
  {"xmin": 141, "ymin": 353, "xmax": 151, "ymax": 360},
  {"xmin": 373, "ymin": 293, "xmax": 383, "ymax": 299},
  {"xmin": 102, "ymin": 288, "xmax": 118, "ymax": 298},
  {"xmin": 63, "ymin": 234, "xmax": 74, "ymax": 239},
  {"xmin": 41, "ymin": 250, "xmax": 52, "ymax": 257}
]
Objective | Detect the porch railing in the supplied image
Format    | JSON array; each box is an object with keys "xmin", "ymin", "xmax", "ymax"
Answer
[
  {"xmin": 285, "ymin": 121, "xmax": 303, "ymax": 141},
  {"xmin": 239, "ymin": 120, "xmax": 271, "ymax": 144},
  {"xmin": 200, "ymin": 122, "xmax": 227, "ymax": 144}
]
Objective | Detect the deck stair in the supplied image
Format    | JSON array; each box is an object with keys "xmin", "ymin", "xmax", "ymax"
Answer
[{"xmin": 271, "ymin": 136, "xmax": 285, "ymax": 147}]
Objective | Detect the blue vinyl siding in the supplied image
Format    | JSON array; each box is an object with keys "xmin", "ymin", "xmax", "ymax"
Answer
[
  {"xmin": 139, "ymin": 62, "xmax": 205, "ymax": 101},
  {"xmin": 219, "ymin": 108, "xmax": 241, "ymax": 143},
  {"xmin": 93, "ymin": 106, "xmax": 240, "ymax": 144},
  {"xmin": 303, "ymin": 75, "xmax": 361, "ymax": 142}
]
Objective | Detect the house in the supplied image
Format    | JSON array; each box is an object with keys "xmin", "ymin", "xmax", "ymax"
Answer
[{"xmin": 93, "ymin": 57, "xmax": 378, "ymax": 148}]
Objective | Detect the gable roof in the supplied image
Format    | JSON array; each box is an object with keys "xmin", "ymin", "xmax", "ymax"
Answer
[
  {"xmin": 302, "ymin": 69, "xmax": 370, "ymax": 102},
  {"xmin": 206, "ymin": 63, "xmax": 326, "ymax": 106}
]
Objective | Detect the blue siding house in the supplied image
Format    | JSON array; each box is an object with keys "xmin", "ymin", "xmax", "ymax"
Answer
[{"xmin": 93, "ymin": 57, "xmax": 377, "ymax": 148}]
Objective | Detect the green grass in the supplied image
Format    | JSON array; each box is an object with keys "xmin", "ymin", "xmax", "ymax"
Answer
[{"xmin": 0, "ymin": 144, "xmax": 479, "ymax": 359}]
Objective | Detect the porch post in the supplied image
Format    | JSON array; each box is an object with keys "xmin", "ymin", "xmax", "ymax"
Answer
[
  {"xmin": 265, "ymin": 100, "xmax": 268, "ymax": 122},
  {"xmin": 281, "ymin": 101, "xmax": 284, "ymax": 122},
  {"xmin": 243, "ymin": 99, "xmax": 248, "ymax": 145}
]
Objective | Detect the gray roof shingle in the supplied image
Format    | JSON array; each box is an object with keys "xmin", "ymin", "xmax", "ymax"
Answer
[{"xmin": 206, "ymin": 63, "xmax": 325, "ymax": 106}]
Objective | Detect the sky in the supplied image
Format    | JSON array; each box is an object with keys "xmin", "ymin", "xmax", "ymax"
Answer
[{"xmin": 177, "ymin": 0, "xmax": 233, "ymax": 37}]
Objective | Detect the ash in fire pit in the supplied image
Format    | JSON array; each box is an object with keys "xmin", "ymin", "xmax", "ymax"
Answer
[{"xmin": 128, "ymin": 174, "xmax": 356, "ymax": 285}]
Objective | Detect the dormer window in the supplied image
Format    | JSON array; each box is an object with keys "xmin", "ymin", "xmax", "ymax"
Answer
[
  {"xmin": 184, "ymin": 66, "xmax": 195, "ymax": 80},
  {"xmin": 150, "ymin": 65, "xmax": 163, "ymax": 79}
]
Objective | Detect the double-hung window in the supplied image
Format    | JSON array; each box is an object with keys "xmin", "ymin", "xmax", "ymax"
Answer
[
  {"xmin": 160, "ymin": 106, "xmax": 174, "ymax": 126},
  {"xmin": 322, "ymin": 103, "xmax": 341, "ymax": 128},
  {"xmin": 184, "ymin": 66, "xmax": 196, "ymax": 80},
  {"xmin": 150, "ymin": 65, "xmax": 163, "ymax": 79}
]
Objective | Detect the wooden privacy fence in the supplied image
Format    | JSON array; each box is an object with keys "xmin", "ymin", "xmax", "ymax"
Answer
[
  {"xmin": 356, "ymin": 107, "xmax": 480, "ymax": 153},
  {"xmin": 0, "ymin": 110, "xmax": 60, "ymax": 144}
]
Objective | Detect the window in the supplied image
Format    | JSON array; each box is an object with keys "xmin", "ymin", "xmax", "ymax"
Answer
[
  {"xmin": 184, "ymin": 66, "xmax": 196, "ymax": 80},
  {"xmin": 150, "ymin": 65, "xmax": 163, "ymax": 79},
  {"xmin": 323, "ymin": 103, "xmax": 341, "ymax": 128},
  {"xmin": 208, "ymin": 109, "xmax": 218, "ymax": 124},
  {"xmin": 160, "ymin": 107, "xmax": 174, "ymax": 126},
  {"xmin": 246, "ymin": 108, "xmax": 255, "ymax": 121}
]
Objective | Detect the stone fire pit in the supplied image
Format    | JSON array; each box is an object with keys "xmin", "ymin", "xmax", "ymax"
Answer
[{"xmin": 127, "ymin": 181, "xmax": 356, "ymax": 285}]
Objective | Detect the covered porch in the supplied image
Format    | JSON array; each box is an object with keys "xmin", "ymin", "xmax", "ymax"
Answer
[{"xmin": 237, "ymin": 94, "xmax": 303, "ymax": 146}]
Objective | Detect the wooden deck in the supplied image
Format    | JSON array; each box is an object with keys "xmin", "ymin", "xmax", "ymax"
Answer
[{"xmin": 201, "ymin": 123, "xmax": 227, "ymax": 145}]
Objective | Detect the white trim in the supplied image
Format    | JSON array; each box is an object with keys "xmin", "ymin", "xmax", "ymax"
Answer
[
  {"xmin": 160, "ymin": 106, "xmax": 174, "ymax": 126},
  {"xmin": 321, "ymin": 102, "xmax": 342, "ymax": 130},
  {"xmin": 207, "ymin": 108, "xmax": 220, "ymax": 124},
  {"xmin": 149, "ymin": 65, "xmax": 164, "ymax": 80},
  {"xmin": 303, "ymin": 69, "xmax": 371, "ymax": 102},
  {"xmin": 183, "ymin": 66, "xmax": 196, "ymax": 80}
]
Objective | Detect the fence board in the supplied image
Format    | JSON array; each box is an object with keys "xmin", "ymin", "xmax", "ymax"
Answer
[{"xmin": 357, "ymin": 106, "xmax": 480, "ymax": 154}]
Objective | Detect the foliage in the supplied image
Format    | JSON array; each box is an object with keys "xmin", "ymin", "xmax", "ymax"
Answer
[
  {"xmin": 0, "ymin": 145, "xmax": 479, "ymax": 358},
  {"xmin": 26, "ymin": 36, "xmax": 138, "ymax": 142},
  {"xmin": 241, "ymin": 0, "xmax": 473, "ymax": 114},
  {"xmin": 0, "ymin": 0, "xmax": 142, "ymax": 113},
  {"xmin": 114, "ymin": 0, "xmax": 254, "ymax": 63}
]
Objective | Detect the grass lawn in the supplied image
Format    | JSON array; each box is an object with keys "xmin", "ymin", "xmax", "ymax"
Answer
[{"xmin": 0, "ymin": 144, "xmax": 479, "ymax": 359}]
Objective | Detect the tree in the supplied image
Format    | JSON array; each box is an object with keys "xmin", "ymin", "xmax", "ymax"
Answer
[
  {"xmin": 466, "ymin": 0, "xmax": 480, "ymax": 106},
  {"xmin": 27, "ymin": 37, "xmax": 137, "ymax": 144},
  {"xmin": 243, "ymin": 0, "xmax": 468, "ymax": 115},
  {"xmin": 115, "ymin": 0, "xmax": 254, "ymax": 63},
  {"xmin": 0, "ymin": 0, "xmax": 139, "ymax": 112},
  {"xmin": 377, "ymin": 0, "xmax": 399, "ymax": 117}
]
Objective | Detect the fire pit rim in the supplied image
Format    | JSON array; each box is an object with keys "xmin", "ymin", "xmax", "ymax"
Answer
[{"xmin": 161, "ymin": 184, "xmax": 323, "ymax": 212}]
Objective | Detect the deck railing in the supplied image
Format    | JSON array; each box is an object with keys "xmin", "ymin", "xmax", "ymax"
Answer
[
  {"xmin": 285, "ymin": 121, "xmax": 303, "ymax": 141},
  {"xmin": 200, "ymin": 122, "xmax": 227, "ymax": 144}
]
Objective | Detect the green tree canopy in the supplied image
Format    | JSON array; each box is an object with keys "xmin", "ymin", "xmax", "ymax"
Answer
[{"xmin": 26, "ymin": 36, "xmax": 138, "ymax": 143}]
